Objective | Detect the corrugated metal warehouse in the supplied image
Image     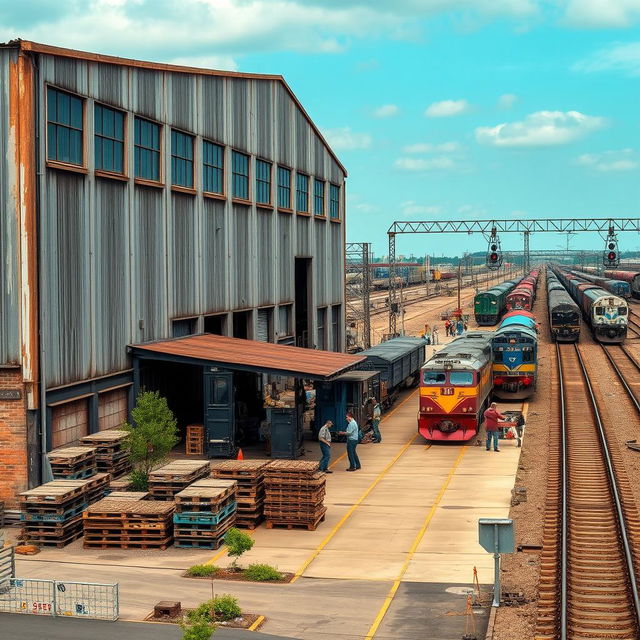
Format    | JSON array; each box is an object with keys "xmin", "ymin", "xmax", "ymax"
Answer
[{"xmin": 0, "ymin": 39, "xmax": 347, "ymax": 507}]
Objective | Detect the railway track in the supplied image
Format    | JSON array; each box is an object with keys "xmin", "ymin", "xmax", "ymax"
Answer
[
  {"xmin": 536, "ymin": 343, "xmax": 640, "ymax": 640},
  {"xmin": 602, "ymin": 345, "xmax": 640, "ymax": 410},
  {"xmin": 627, "ymin": 311, "xmax": 640, "ymax": 338}
]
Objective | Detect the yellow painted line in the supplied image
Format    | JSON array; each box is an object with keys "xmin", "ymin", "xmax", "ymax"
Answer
[
  {"xmin": 329, "ymin": 452, "xmax": 347, "ymax": 468},
  {"xmin": 364, "ymin": 445, "xmax": 469, "ymax": 640},
  {"xmin": 290, "ymin": 389, "xmax": 421, "ymax": 583},
  {"xmin": 248, "ymin": 614, "xmax": 265, "ymax": 631},
  {"xmin": 204, "ymin": 545, "xmax": 229, "ymax": 566}
]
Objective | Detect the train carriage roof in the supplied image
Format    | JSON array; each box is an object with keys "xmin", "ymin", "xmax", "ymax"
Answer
[
  {"xmin": 493, "ymin": 324, "xmax": 538, "ymax": 341},
  {"xmin": 583, "ymin": 288, "xmax": 627, "ymax": 304},
  {"xmin": 422, "ymin": 332, "xmax": 494, "ymax": 371},
  {"xmin": 498, "ymin": 315, "xmax": 537, "ymax": 330},
  {"xmin": 548, "ymin": 288, "xmax": 579, "ymax": 310}
]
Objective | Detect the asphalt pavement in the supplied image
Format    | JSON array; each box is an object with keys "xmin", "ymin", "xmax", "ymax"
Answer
[{"xmin": 0, "ymin": 613, "xmax": 294, "ymax": 640}]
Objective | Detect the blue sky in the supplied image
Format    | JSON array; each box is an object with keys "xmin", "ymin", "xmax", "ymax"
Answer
[{"xmin": 2, "ymin": 1, "xmax": 639, "ymax": 257}]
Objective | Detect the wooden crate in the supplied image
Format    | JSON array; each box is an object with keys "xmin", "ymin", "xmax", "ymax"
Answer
[{"xmin": 185, "ymin": 424, "xmax": 204, "ymax": 456}]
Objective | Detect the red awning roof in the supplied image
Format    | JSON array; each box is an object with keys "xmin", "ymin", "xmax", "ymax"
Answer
[{"xmin": 129, "ymin": 334, "xmax": 366, "ymax": 380}]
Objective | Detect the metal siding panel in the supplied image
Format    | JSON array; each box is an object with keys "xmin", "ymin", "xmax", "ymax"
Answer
[
  {"xmin": 295, "ymin": 110, "xmax": 309, "ymax": 174},
  {"xmin": 313, "ymin": 135, "xmax": 325, "ymax": 179},
  {"xmin": 0, "ymin": 50, "xmax": 20, "ymax": 364},
  {"xmin": 170, "ymin": 73, "xmax": 194, "ymax": 132},
  {"xmin": 134, "ymin": 187, "xmax": 166, "ymax": 341},
  {"xmin": 43, "ymin": 172, "xmax": 90, "ymax": 386},
  {"xmin": 257, "ymin": 210, "xmax": 273, "ymax": 306},
  {"xmin": 231, "ymin": 79, "xmax": 248, "ymax": 150},
  {"xmin": 94, "ymin": 180, "xmax": 129, "ymax": 373},
  {"xmin": 202, "ymin": 76, "xmax": 225, "ymax": 141},
  {"xmin": 203, "ymin": 199, "xmax": 227, "ymax": 311},
  {"xmin": 135, "ymin": 68, "xmax": 162, "ymax": 120},
  {"xmin": 256, "ymin": 81, "xmax": 272, "ymax": 159},
  {"xmin": 314, "ymin": 220, "xmax": 328, "ymax": 306},
  {"xmin": 330, "ymin": 159, "xmax": 344, "ymax": 184},
  {"xmin": 277, "ymin": 213, "xmax": 293, "ymax": 303},
  {"xmin": 171, "ymin": 194, "xmax": 198, "ymax": 316},
  {"xmin": 296, "ymin": 215, "xmax": 310, "ymax": 256},
  {"xmin": 276, "ymin": 84, "xmax": 292, "ymax": 166},
  {"xmin": 93, "ymin": 63, "xmax": 124, "ymax": 107},
  {"xmin": 331, "ymin": 223, "xmax": 343, "ymax": 303},
  {"xmin": 233, "ymin": 205, "xmax": 251, "ymax": 308},
  {"xmin": 53, "ymin": 57, "xmax": 88, "ymax": 94}
]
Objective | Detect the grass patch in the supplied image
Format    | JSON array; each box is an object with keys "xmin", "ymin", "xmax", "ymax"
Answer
[
  {"xmin": 243, "ymin": 563, "xmax": 284, "ymax": 582},
  {"xmin": 186, "ymin": 564, "xmax": 220, "ymax": 578}
]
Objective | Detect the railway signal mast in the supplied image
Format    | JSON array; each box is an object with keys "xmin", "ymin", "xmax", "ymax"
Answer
[
  {"xmin": 486, "ymin": 227, "xmax": 503, "ymax": 270},
  {"xmin": 603, "ymin": 226, "xmax": 620, "ymax": 268}
]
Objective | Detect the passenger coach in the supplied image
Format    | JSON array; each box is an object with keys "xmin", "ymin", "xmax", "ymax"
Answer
[
  {"xmin": 418, "ymin": 333, "xmax": 493, "ymax": 442},
  {"xmin": 547, "ymin": 271, "xmax": 580, "ymax": 342}
]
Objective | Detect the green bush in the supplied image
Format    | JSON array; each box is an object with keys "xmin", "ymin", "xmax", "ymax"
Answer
[
  {"xmin": 224, "ymin": 528, "xmax": 254, "ymax": 569},
  {"xmin": 186, "ymin": 564, "xmax": 219, "ymax": 578},
  {"xmin": 129, "ymin": 469, "xmax": 149, "ymax": 491},
  {"xmin": 180, "ymin": 613, "xmax": 216, "ymax": 639},
  {"xmin": 244, "ymin": 563, "xmax": 283, "ymax": 582},
  {"xmin": 189, "ymin": 595, "xmax": 241, "ymax": 622}
]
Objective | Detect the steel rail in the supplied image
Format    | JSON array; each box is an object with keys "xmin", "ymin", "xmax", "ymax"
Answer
[
  {"xmin": 556, "ymin": 343, "xmax": 568, "ymax": 640},
  {"xmin": 566, "ymin": 343, "xmax": 640, "ymax": 636},
  {"xmin": 602, "ymin": 346, "xmax": 640, "ymax": 413}
]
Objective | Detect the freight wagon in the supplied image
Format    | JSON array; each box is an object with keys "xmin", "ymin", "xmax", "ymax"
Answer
[
  {"xmin": 547, "ymin": 270, "xmax": 580, "ymax": 342},
  {"xmin": 603, "ymin": 270, "xmax": 640, "ymax": 299},
  {"xmin": 474, "ymin": 279, "xmax": 520, "ymax": 326}
]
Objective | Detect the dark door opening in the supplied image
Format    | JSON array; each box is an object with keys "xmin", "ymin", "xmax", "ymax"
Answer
[
  {"xmin": 295, "ymin": 257, "xmax": 311, "ymax": 347},
  {"xmin": 233, "ymin": 310, "xmax": 251, "ymax": 339},
  {"xmin": 204, "ymin": 314, "xmax": 226, "ymax": 336},
  {"xmin": 204, "ymin": 368, "xmax": 235, "ymax": 457}
]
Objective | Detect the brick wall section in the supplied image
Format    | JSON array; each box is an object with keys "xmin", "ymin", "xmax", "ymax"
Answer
[{"xmin": 0, "ymin": 369, "xmax": 28, "ymax": 509}]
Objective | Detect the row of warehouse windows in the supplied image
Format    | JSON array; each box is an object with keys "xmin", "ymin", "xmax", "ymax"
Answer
[{"xmin": 47, "ymin": 86, "xmax": 341, "ymax": 218}]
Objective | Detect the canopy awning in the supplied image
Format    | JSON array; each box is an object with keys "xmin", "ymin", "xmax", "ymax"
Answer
[{"xmin": 129, "ymin": 334, "xmax": 367, "ymax": 380}]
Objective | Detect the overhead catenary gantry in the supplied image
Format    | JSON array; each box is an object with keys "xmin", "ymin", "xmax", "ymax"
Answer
[{"xmin": 387, "ymin": 217, "xmax": 640, "ymax": 335}]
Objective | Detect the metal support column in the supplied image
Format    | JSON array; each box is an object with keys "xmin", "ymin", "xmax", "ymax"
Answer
[
  {"xmin": 388, "ymin": 232, "xmax": 397, "ymax": 337},
  {"xmin": 345, "ymin": 242, "xmax": 372, "ymax": 350},
  {"xmin": 523, "ymin": 231, "xmax": 530, "ymax": 272}
]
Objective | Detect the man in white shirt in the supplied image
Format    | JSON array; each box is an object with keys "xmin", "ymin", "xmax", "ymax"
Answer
[
  {"xmin": 340, "ymin": 412, "xmax": 361, "ymax": 472},
  {"xmin": 318, "ymin": 420, "xmax": 333, "ymax": 473}
]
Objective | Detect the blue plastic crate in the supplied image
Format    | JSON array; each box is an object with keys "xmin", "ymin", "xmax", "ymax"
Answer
[{"xmin": 173, "ymin": 501, "xmax": 236, "ymax": 525}]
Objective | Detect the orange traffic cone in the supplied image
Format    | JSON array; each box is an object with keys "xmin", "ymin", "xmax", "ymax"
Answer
[{"xmin": 236, "ymin": 448, "xmax": 244, "ymax": 461}]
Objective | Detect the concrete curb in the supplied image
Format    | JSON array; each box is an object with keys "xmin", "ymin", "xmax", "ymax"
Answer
[{"xmin": 484, "ymin": 606, "xmax": 497, "ymax": 640}]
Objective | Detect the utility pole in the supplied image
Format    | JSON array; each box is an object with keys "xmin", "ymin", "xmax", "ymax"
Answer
[{"xmin": 457, "ymin": 263, "xmax": 462, "ymax": 317}]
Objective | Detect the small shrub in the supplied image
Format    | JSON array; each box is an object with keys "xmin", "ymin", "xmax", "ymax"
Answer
[
  {"xmin": 224, "ymin": 528, "xmax": 254, "ymax": 569},
  {"xmin": 186, "ymin": 564, "xmax": 219, "ymax": 578},
  {"xmin": 129, "ymin": 468, "xmax": 149, "ymax": 491},
  {"xmin": 189, "ymin": 595, "xmax": 241, "ymax": 622},
  {"xmin": 180, "ymin": 613, "xmax": 216, "ymax": 640},
  {"xmin": 244, "ymin": 563, "xmax": 283, "ymax": 582}
]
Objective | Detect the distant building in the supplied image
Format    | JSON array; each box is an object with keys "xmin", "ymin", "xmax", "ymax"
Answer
[{"xmin": 0, "ymin": 40, "xmax": 347, "ymax": 506}]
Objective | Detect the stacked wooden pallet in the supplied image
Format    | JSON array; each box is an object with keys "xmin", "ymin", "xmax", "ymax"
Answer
[
  {"xmin": 80, "ymin": 430, "xmax": 131, "ymax": 478},
  {"xmin": 173, "ymin": 479, "xmax": 238, "ymax": 549},
  {"xmin": 83, "ymin": 497, "xmax": 174, "ymax": 550},
  {"xmin": 19, "ymin": 474, "xmax": 111, "ymax": 547},
  {"xmin": 211, "ymin": 460, "xmax": 268, "ymax": 529},
  {"xmin": 108, "ymin": 477, "xmax": 133, "ymax": 492},
  {"xmin": 263, "ymin": 460, "xmax": 327, "ymax": 531},
  {"xmin": 148, "ymin": 460, "xmax": 210, "ymax": 499},
  {"xmin": 185, "ymin": 424, "xmax": 205, "ymax": 456},
  {"xmin": 49, "ymin": 446, "xmax": 98, "ymax": 479}
]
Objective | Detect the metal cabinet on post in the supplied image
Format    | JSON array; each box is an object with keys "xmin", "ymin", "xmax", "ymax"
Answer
[{"xmin": 267, "ymin": 408, "xmax": 303, "ymax": 458}]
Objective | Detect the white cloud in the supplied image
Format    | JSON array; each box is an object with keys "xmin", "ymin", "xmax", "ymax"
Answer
[
  {"xmin": 401, "ymin": 201, "xmax": 443, "ymax": 216},
  {"xmin": 425, "ymin": 99, "xmax": 471, "ymax": 118},
  {"xmin": 372, "ymin": 104, "xmax": 399, "ymax": 118},
  {"xmin": 322, "ymin": 127, "xmax": 372, "ymax": 150},
  {"xmin": 475, "ymin": 110, "xmax": 607, "ymax": 148},
  {"xmin": 403, "ymin": 141, "xmax": 461, "ymax": 153},
  {"xmin": 575, "ymin": 149, "xmax": 639, "ymax": 171},
  {"xmin": 498, "ymin": 93, "xmax": 518, "ymax": 109},
  {"xmin": 395, "ymin": 156, "xmax": 456, "ymax": 171},
  {"xmin": 573, "ymin": 42, "xmax": 640, "ymax": 76},
  {"xmin": 563, "ymin": 0, "xmax": 640, "ymax": 28}
]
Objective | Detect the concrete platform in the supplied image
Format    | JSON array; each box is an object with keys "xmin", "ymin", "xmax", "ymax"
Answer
[{"xmin": 5, "ymin": 380, "xmax": 521, "ymax": 639}]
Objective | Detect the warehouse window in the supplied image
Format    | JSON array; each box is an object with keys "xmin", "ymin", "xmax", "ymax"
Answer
[
  {"xmin": 256, "ymin": 159, "xmax": 272, "ymax": 205},
  {"xmin": 203, "ymin": 141, "xmax": 224, "ymax": 194},
  {"xmin": 134, "ymin": 117, "xmax": 161, "ymax": 181},
  {"xmin": 277, "ymin": 167, "xmax": 291, "ymax": 209},
  {"xmin": 329, "ymin": 184, "xmax": 340, "ymax": 219},
  {"xmin": 278, "ymin": 304, "xmax": 293, "ymax": 338},
  {"xmin": 314, "ymin": 179, "xmax": 325, "ymax": 216},
  {"xmin": 94, "ymin": 104, "xmax": 125, "ymax": 174},
  {"xmin": 98, "ymin": 388, "xmax": 129, "ymax": 431},
  {"xmin": 171, "ymin": 130, "xmax": 194, "ymax": 188},
  {"xmin": 296, "ymin": 173, "xmax": 309, "ymax": 213},
  {"xmin": 51, "ymin": 398, "xmax": 89, "ymax": 448},
  {"xmin": 317, "ymin": 307, "xmax": 327, "ymax": 350},
  {"xmin": 172, "ymin": 317, "xmax": 198, "ymax": 338},
  {"xmin": 232, "ymin": 151, "xmax": 249, "ymax": 200},
  {"xmin": 47, "ymin": 87, "xmax": 83, "ymax": 165}
]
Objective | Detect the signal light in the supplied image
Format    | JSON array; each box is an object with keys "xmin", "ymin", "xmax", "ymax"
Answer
[
  {"xmin": 490, "ymin": 253, "xmax": 498, "ymax": 262},
  {"xmin": 491, "ymin": 244, "xmax": 498, "ymax": 251},
  {"xmin": 608, "ymin": 243, "xmax": 616, "ymax": 250},
  {"xmin": 608, "ymin": 252, "xmax": 616, "ymax": 261}
]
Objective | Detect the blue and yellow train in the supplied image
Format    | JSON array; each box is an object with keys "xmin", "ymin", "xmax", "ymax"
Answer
[{"xmin": 491, "ymin": 312, "xmax": 538, "ymax": 400}]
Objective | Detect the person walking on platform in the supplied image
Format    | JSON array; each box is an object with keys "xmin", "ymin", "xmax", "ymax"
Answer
[
  {"xmin": 483, "ymin": 402, "xmax": 505, "ymax": 452},
  {"xmin": 339, "ymin": 412, "xmax": 361, "ymax": 471},
  {"xmin": 432, "ymin": 327, "xmax": 439, "ymax": 345},
  {"xmin": 514, "ymin": 412, "xmax": 525, "ymax": 447},
  {"xmin": 371, "ymin": 400, "xmax": 382, "ymax": 443},
  {"xmin": 318, "ymin": 420, "xmax": 333, "ymax": 473}
]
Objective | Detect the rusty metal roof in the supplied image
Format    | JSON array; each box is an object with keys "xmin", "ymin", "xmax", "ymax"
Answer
[{"xmin": 129, "ymin": 334, "xmax": 366, "ymax": 380}]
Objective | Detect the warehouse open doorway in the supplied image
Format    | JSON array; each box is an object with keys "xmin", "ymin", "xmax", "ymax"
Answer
[{"xmin": 295, "ymin": 257, "xmax": 311, "ymax": 347}]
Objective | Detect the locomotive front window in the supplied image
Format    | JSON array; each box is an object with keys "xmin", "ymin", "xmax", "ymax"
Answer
[
  {"xmin": 618, "ymin": 307, "xmax": 627, "ymax": 315},
  {"xmin": 522, "ymin": 350, "xmax": 533, "ymax": 362},
  {"xmin": 423, "ymin": 371, "xmax": 446, "ymax": 385},
  {"xmin": 493, "ymin": 351, "xmax": 503, "ymax": 362},
  {"xmin": 595, "ymin": 307, "xmax": 604, "ymax": 315},
  {"xmin": 449, "ymin": 372, "xmax": 474, "ymax": 386}
]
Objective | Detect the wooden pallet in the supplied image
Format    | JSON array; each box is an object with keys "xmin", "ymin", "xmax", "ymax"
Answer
[
  {"xmin": 29, "ymin": 528, "xmax": 85, "ymax": 548},
  {"xmin": 149, "ymin": 460, "xmax": 210, "ymax": 482},
  {"xmin": 211, "ymin": 460, "xmax": 269, "ymax": 478},
  {"xmin": 264, "ymin": 460, "xmax": 320, "ymax": 474},
  {"xmin": 84, "ymin": 498, "xmax": 175, "ymax": 520},
  {"xmin": 174, "ymin": 479, "xmax": 237, "ymax": 507},
  {"xmin": 83, "ymin": 537, "xmax": 172, "ymax": 550},
  {"xmin": 265, "ymin": 509, "xmax": 327, "ymax": 531},
  {"xmin": 104, "ymin": 491, "xmax": 149, "ymax": 501},
  {"xmin": 185, "ymin": 424, "xmax": 205, "ymax": 456}
]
